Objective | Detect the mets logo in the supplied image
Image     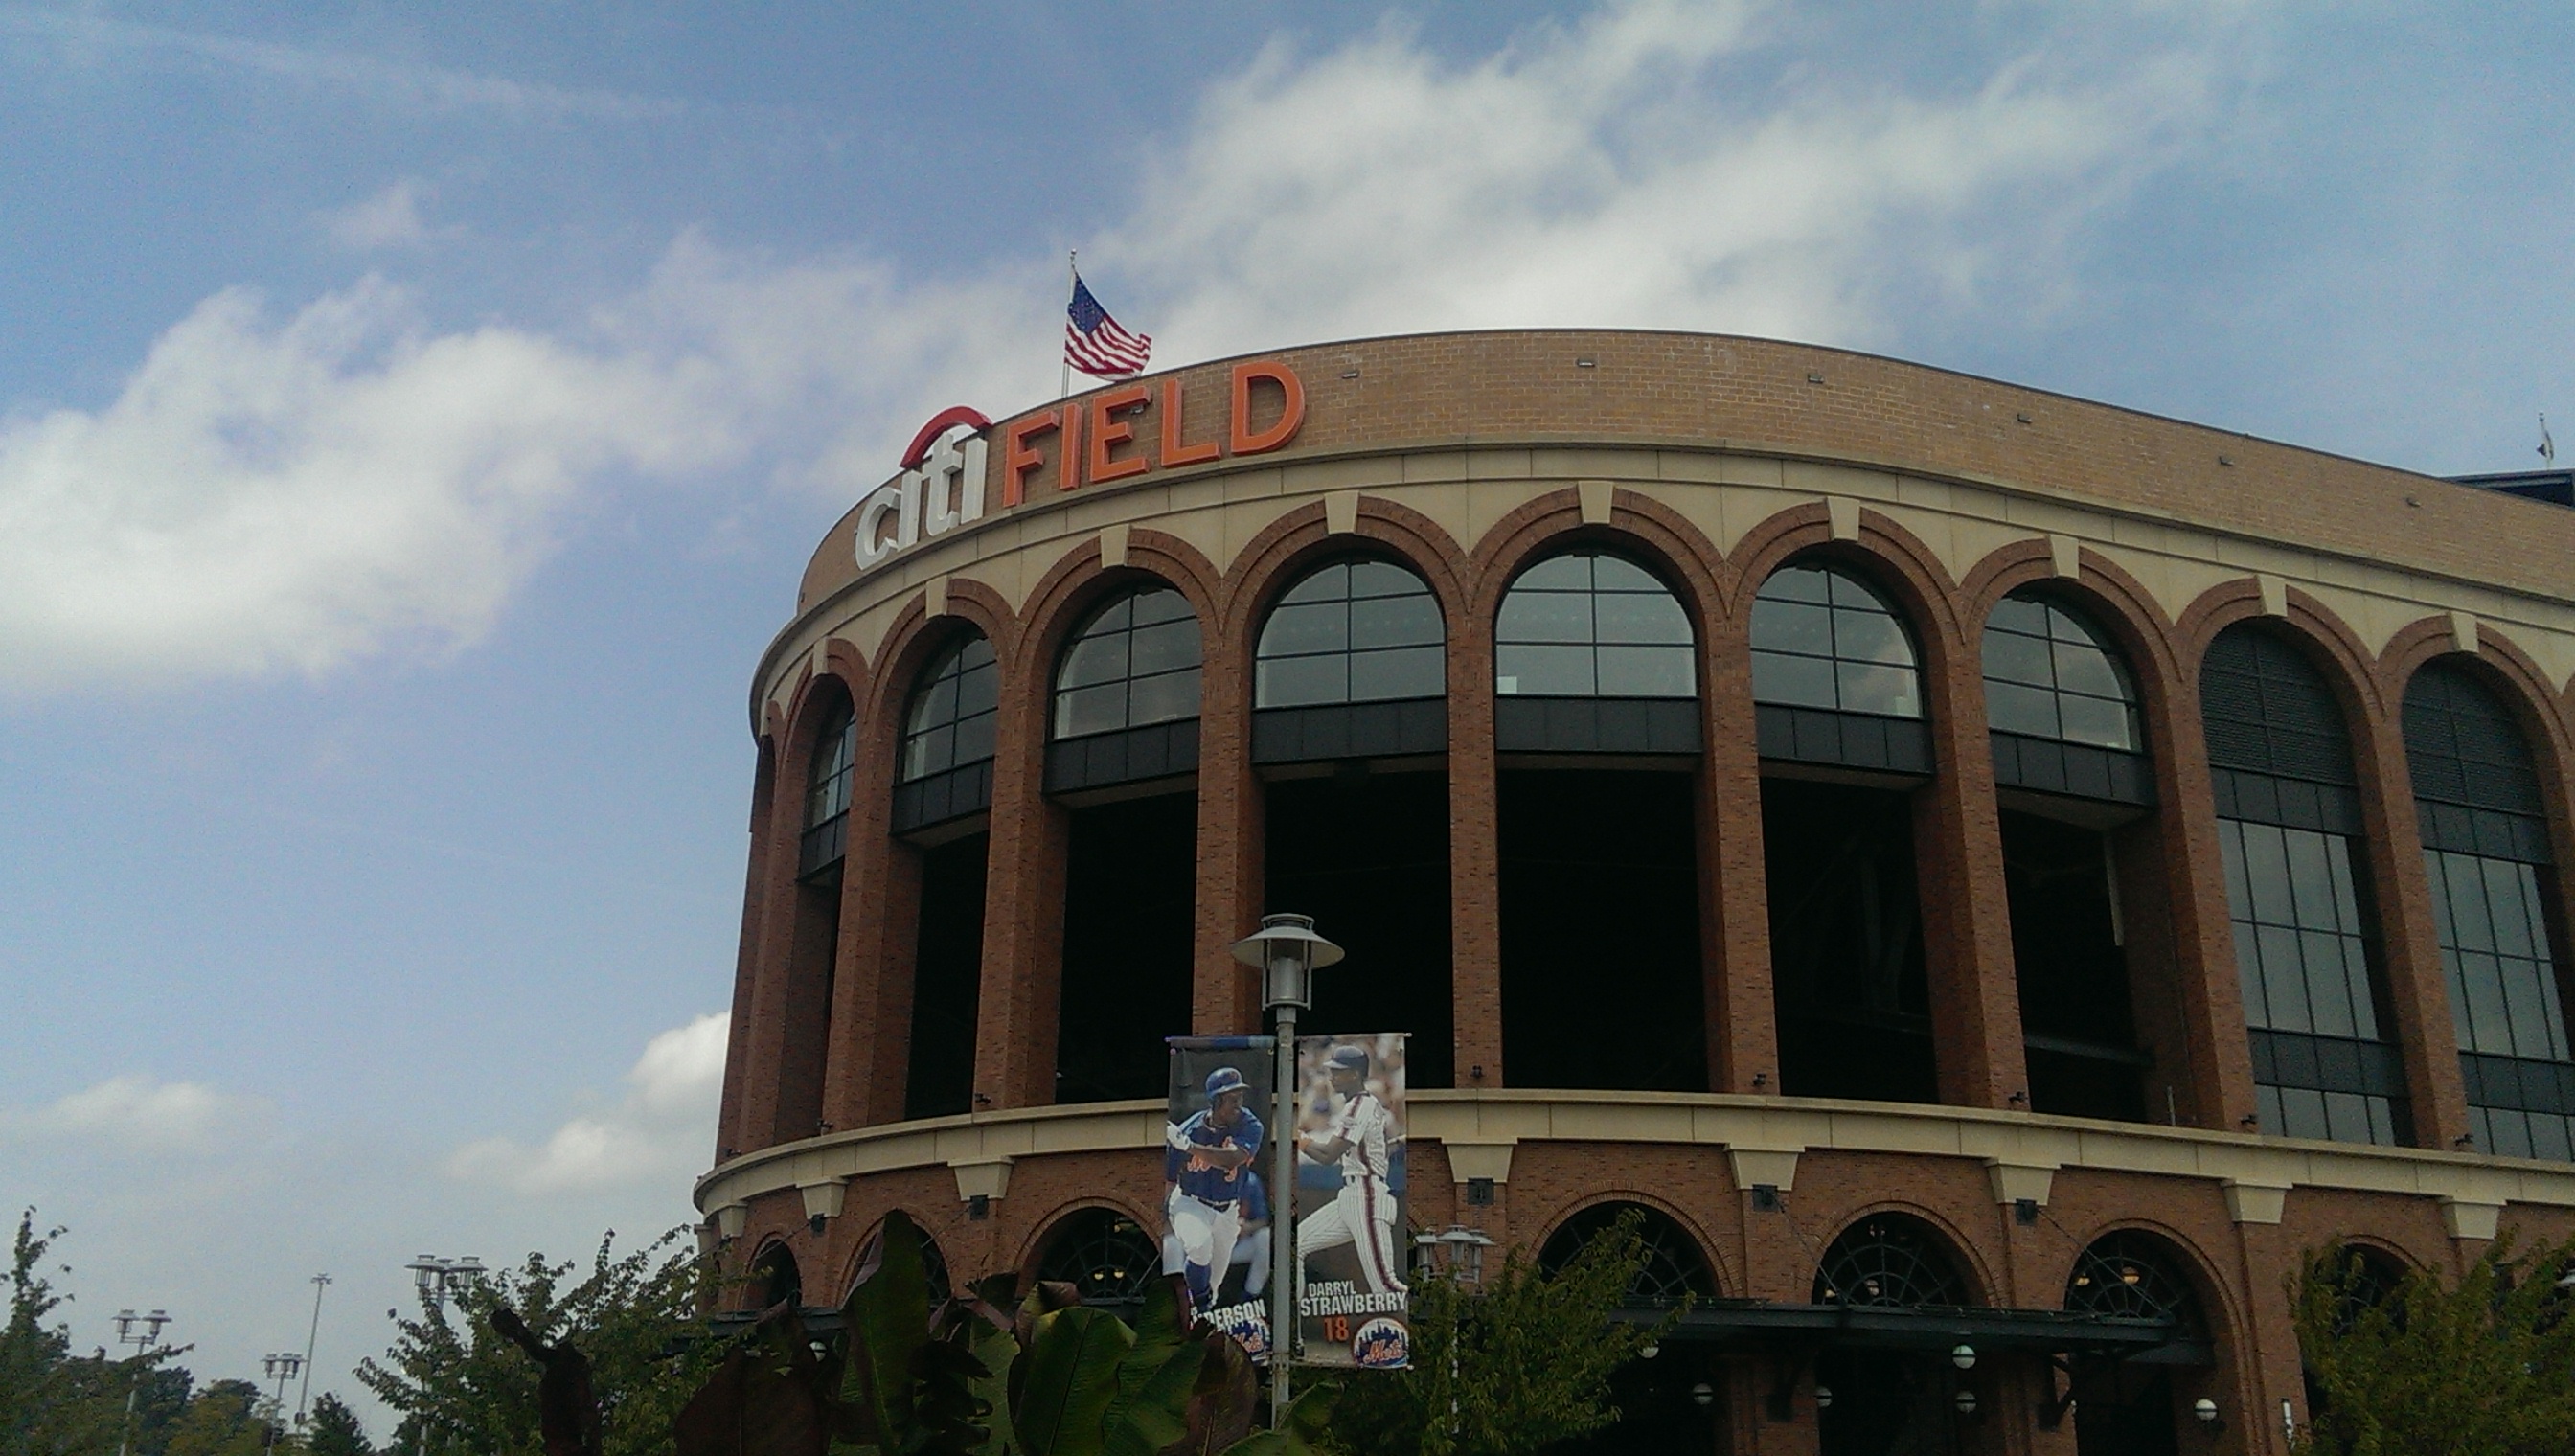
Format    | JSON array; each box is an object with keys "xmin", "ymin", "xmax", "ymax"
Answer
[{"xmin": 1351, "ymin": 1316, "xmax": 1409, "ymax": 1369}]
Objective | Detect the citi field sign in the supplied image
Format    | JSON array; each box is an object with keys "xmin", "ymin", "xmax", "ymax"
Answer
[{"xmin": 856, "ymin": 360, "xmax": 1308, "ymax": 574}]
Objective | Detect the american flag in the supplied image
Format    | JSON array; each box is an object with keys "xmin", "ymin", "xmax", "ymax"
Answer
[{"xmin": 1065, "ymin": 274, "xmax": 1151, "ymax": 378}]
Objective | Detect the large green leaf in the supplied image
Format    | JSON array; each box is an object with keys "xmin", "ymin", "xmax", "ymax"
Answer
[
  {"xmin": 967, "ymin": 1317, "xmax": 1022, "ymax": 1456},
  {"xmin": 1207, "ymin": 1388, "xmax": 1331, "ymax": 1456},
  {"xmin": 1011, "ymin": 1308, "xmax": 1134, "ymax": 1456},
  {"xmin": 841, "ymin": 1213, "xmax": 934, "ymax": 1445},
  {"xmin": 1158, "ymin": 1333, "xmax": 1255, "ymax": 1456},
  {"xmin": 1096, "ymin": 1342, "xmax": 1204, "ymax": 1456}
]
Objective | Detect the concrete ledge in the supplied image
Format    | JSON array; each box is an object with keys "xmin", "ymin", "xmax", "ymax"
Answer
[{"xmin": 695, "ymin": 1090, "xmax": 2575, "ymax": 1236}]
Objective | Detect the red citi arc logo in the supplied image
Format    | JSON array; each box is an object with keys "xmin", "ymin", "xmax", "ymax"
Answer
[{"xmin": 855, "ymin": 361, "xmax": 1308, "ymax": 575}]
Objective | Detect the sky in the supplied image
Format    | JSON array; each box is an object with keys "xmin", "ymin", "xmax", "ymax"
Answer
[{"xmin": 2, "ymin": 0, "xmax": 2571, "ymax": 1436}]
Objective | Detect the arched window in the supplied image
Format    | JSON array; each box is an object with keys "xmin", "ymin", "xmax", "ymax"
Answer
[
  {"xmin": 1049, "ymin": 586, "xmax": 1203, "ymax": 792},
  {"xmin": 2406, "ymin": 663, "xmax": 2574, "ymax": 1160},
  {"xmin": 1035, "ymin": 1208, "xmax": 1162, "ymax": 1306},
  {"xmin": 799, "ymin": 700, "xmax": 857, "ymax": 877},
  {"xmin": 1493, "ymin": 549, "xmax": 1698, "ymax": 754},
  {"xmin": 2064, "ymin": 1232, "xmax": 2203, "ymax": 1329},
  {"xmin": 893, "ymin": 633, "xmax": 999, "ymax": 833},
  {"xmin": 1984, "ymin": 591, "xmax": 2150, "ymax": 804},
  {"xmin": 1812, "ymin": 1215, "xmax": 1971, "ymax": 1308},
  {"xmin": 2203, "ymin": 626, "xmax": 2406, "ymax": 1146},
  {"xmin": 1538, "ymin": 1203, "xmax": 1719, "ymax": 1306},
  {"xmin": 754, "ymin": 1243, "xmax": 803, "ymax": 1311},
  {"xmin": 1751, "ymin": 563, "xmax": 1928, "ymax": 773},
  {"xmin": 1253, "ymin": 558, "xmax": 1446, "ymax": 762}
]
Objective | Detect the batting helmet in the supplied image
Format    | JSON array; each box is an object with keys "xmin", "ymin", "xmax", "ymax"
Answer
[
  {"xmin": 1205, "ymin": 1066, "xmax": 1247, "ymax": 1097},
  {"xmin": 1328, "ymin": 1045, "xmax": 1370, "ymax": 1073}
]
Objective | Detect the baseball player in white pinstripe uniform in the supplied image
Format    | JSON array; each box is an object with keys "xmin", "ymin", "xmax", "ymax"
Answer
[{"xmin": 1294, "ymin": 1044, "xmax": 1408, "ymax": 1295}]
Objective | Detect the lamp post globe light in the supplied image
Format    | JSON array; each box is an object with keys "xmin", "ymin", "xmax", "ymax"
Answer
[{"xmin": 1229, "ymin": 912, "xmax": 1342, "ymax": 1428}]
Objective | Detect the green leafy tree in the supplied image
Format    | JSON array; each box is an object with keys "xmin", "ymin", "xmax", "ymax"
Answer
[
  {"xmin": 1, "ymin": 1208, "xmax": 190, "ymax": 1456},
  {"xmin": 163, "ymin": 1380, "xmax": 275, "ymax": 1456},
  {"xmin": 304, "ymin": 1394, "xmax": 374, "ymax": 1456},
  {"xmin": 1321, "ymin": 1210, "xmax": 1675, "ymax": 1456},
  {"xmin": 2290, "ymin": 1234, "xmax": 2575, "ymax": 1456},
  {"xmin": 356, "ymin": 1230, "xmax": 717, "ymax": 1456}
]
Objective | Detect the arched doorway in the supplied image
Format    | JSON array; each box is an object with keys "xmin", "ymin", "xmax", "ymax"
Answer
[
  {"xmin": 1538, "ymin": 1203, "xmax": 1725, "ymax": 1456},
  {"xmin": 1811, "ymin": 1215, "xmax": 1976, "ymax": 1456},
  {"xmin": 2063, "ymin": 1232, "xmax": 2207, "ymax": 1456},
  {"xmin": 1034, "ymin": 1206, "xmax": 1162, "ymax": 1308}
]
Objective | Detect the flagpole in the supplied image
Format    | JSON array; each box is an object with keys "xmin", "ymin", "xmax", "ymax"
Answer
[{"xmin": 1062, "ymin": 250, "xmax": 1076, "ymax": 402}]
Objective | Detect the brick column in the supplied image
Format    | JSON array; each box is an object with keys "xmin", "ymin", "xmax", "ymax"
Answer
[
  {"xmin": 1702, "ymin": 614, "xmax": 1779, "ymax": 1092},
  {"xmin": 1194, "ymin": 620, "xmax": 1263, "ymax": 1035},
  {"xmin": 974, "ymin": 671, "xmax": 1069, "ymax": 1109},
  {"xmin": 1450, "ymin": 613, "xmax": 1506, "ymax": 1086},
  {"xmin": 716, "ymin": 740, "xmax": 778, "ymax": 1161},
  {"xmin": 2352, "ymin": 696, "xmax": 2472, "ymax": 1149},
  {"xmin": 1913, "ymin": 625, "xmax": 2029, "ymax": 1110},
  {"xmin": 2148, "ymin": 670, "xmax": 2262, "ymax": 1132},
  {"xmin": 737, "ymin": 716, "xmax": 823, "ymax": 1149}
]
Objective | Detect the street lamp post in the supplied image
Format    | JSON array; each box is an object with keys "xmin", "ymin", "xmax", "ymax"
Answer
[
  {"xmin": 1230, "ymin": 913, "xmax": 1342, "ymax": 1430},
  {"xmin": 111, "ymin": 1308, "xmax": 171, "ymax": 1456}
]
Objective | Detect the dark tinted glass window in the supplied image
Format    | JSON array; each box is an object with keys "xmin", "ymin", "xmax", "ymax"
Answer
[
  {"xmin": 1751, "ymin": 564, "xmax": 1922, "ymax": 718},
  {"xmin": 1983, "ymin": 593, "xmax": 2140, "ymax": 750},
  {"xmin": 1256, "ymin": 559, "xmax": 1445, "ymax": 707},
  {"xmin": 1493, "ymin": 551, "xmax": 1696, "ymax": 698},
  {"xmin": 1053, "ymin": 587, "xmax": 1203, "ymax": 739},
  {"xmin": 804, "ymin": 703, "xmax": 855, "ymax": 842},
  {"xmin": 900, "ymin": 634, "xmax": 999, "ymax": 782},
  {"xmin": 2201, "ymin": 627, "xmax": 2354, "ymax": 785},
  {"xmin": 2221, "ymin": 820, "xmax": 2404, "ymax": 1146},
  {"xmin": 2405, "ymin": 664, "xmax": 2545, "ymax": 816}
]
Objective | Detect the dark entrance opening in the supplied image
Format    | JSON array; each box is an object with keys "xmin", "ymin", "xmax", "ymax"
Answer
[
  {"xmin": 1815, "ymin": 1350, "xmax": 1954, "ymax": 1456},
  {"xmin": 1057, "ymin": 793, "xmax": 1197, "ymax": 1103},
  {"xmin": 1545, "ymin": 1345, "xmax": 1726, "ymax": 1455},
  {"xmin": 904, "ymin": 833, "xmax": 987, "ymax": 1120},
  {"xmin": 2071, "ymin": 1363, "xmax": 2178, "ymax": 1456},
  {"xmin": 1763, "ymin": 776, "xmax": 1935, "ymax": 1103},
  {"xmin": 1498, "ymin": 768, "xmax": 1705, "ymax": 1091},
  {"xmin": 2001, "ymin": 808, "xmax": 2149, "ymax": 1122},
  {"xmin": 1265, "ymin": 769, "xmax": 1454, "ymax": 1087}
]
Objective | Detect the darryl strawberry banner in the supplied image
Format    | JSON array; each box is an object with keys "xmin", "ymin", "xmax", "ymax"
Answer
[{"xmin": 1291, "ymin": 1032, "xmax": 1410, "ymax": 1370}]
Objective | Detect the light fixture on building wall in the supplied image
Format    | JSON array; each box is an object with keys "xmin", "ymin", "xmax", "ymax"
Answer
[
  {"xmin": 1690, "ymin": 1382, "xmax": 1716, "ymax": 1409},
  {"xmin": 1949, "ymin": 1343, "xmax": 1976, "ymax": 1370},
  {"xmin": 1953, "ymin": 1389, "xmax": 1978, "ymax": 1417},
  {"xmin": 1812, "ymin": 1384, "xmax": 1834, "ymax": 1410}
]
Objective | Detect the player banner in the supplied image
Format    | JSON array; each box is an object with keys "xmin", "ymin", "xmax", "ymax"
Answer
[
  {"xmin": 1163, "ymin": 1035, "xmax": 1277, "ymax": 1362},
  {"xmin": 1291, "ymin": 1032, "xmax": 1409, "ymax": 1369}
]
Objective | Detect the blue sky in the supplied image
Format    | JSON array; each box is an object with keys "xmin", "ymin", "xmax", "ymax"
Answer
[{"xmin": 2, "ymin": 0, "xmax": 2570, "ymax": 1434}]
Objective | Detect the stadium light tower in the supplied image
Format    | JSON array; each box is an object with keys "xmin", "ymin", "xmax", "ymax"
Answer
[
  {"xmin": 1231, "ymin": 912, "xmax": 1342, "ymax": 1429},
  {"xmin": 112, "ymin": 1308, "xmax": 171, "ymax": 1456}
]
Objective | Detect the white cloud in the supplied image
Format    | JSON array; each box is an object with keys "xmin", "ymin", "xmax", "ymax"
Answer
[
  {"xmin": 0, "ymin": 1, "xmax": 2247, "ymax": 697},
  {"xmin": 2, "ymin": 1073, "xmax": 271, "ymax": 1153},
  {"xmin": 447, "ymin": 1012, "xmax": 726, "ymax": 1195},
  {"xmin": 323, "ymin": 180, "xmax": 449, "ymax": 250}
]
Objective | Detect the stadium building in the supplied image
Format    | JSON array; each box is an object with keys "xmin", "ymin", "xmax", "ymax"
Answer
[{"xmin": 698, "ymin": 330, "xmax": 2575, "ymax": 1454}]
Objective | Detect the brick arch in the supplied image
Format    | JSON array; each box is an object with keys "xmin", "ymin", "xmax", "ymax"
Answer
[
  {"xmin": 1220, "ymin": 495, "xmax": 1472, "ymax": 666},
  {"xmin": 1959, "ymin": 538, "xmax": 2189, "ymax": 730},
  {"xmin": 1011, "ymin": 530, "xmax": 1226, "ymax": 691},
  {"xmin": 1523, "ymin": 1188, "xmax": 1736, "ymax": 1298},
  {"xmin": 1465, "ymin": 485, "xmax": 1731, "ymax": 637},
  {"xmin": 1722, "ymin": 503, "xmax": 1968, "ymax": 682},
  {"xmin": 832, "ymin": 1207, "xmax": 956, "ymax": 1302},
  {"xmin": 2054, "ymin": 1217, "xmax": 2247, "ymax": 1351},
  {"xmin": 2379, "ymin": 618, "xmax": 2575, "ymax": 774},
  {"xmin": 861, "ymin": 585, "xmax": 1020, "ymax": 756},
  {"xmin": 1808, "ymin": 1200, "xmax": 1999, "ymax": 1308},
  {"xmin": 1013, "ymin": 1194, "xmax": 1165, "ymax": 1288},
  {"xmin": 2176, "ymin": 580, "xmax": 2390, "ymax": 730}
]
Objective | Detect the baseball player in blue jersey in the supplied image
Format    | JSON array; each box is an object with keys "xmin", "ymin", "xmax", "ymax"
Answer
[{"xmin": 1164, "ymin": 1065, "xmax": 1265, "ymax": 1314}]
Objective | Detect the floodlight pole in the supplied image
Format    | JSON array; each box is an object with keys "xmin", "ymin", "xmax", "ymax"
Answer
[{"xmin": 295, "ymin": 1274, "xmax": 330, "ymax": 1425}]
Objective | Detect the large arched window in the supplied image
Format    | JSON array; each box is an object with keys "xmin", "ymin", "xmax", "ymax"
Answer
[
  {"xmin": 1253, "ymin": 558, "xmax": 1446, "ymax": 762},
  {"xmin": 893, "ymin": 633, "xmax": 998, "ymax": 833},
  {"xmin": 2064, "ymin": 1232, "xmax": 2203, "ymax": 1328},
  {"xmin": 2203, "ymin": 626, "xmax": 2406, "ymax": 1146},
  {"xmin": 1812, "ymin": 1215, "xmax": 1971, "ymax": 1308},
  {"xmin": 1751, "ymin": 562, "xmax": 1927, "ymax": 773},
  {"xmin": 1493, "ymin": 549, "xmax": 1698, "ymax": 754},
  {"xmin": 1034, "ymin": 1208, "xmax": 1162, "ymax": 1307},
  {"xmin": 1983, "ymin": 592, "xmax": 2157, "ymax": 1123},
  {"xmin": 2406, "ymin": 662, "xmax": 2574, "ymax": 1160},
  {"xmin": 1048, "ymin": 585, "xmax": 1203, "ymax": 793},
  {"xmin": 2063, "ymin": 1233, "xmax": 2211, "ymax": 1449},
  {"xmin": 1538, "ymin": 1203, "xmax": 1719, "ymax": 1306},
  {"xmin": 800, "ymin": 700, "xmax": 857, "ymax": 877},
  {"xmin": 1984, "ymin": 591, "xmax": 2149, "ymax": 800}
]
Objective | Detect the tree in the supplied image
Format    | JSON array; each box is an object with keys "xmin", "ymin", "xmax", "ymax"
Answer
[
  {"xmin": 356, "ymin": 1230, "xmax": 716, "ymax": 1456},
  {"xmin": 2290, "ymin": 1234, "xmax": 2575, "ymax": 1456},
  {"xmin": 1322, "ymin": 1209, "xmax": 1676, "ymax": 1456},
  {"xmin": 1, "ymin": 1207, "xmax": 188, "ymax": 1456},
  {"xmin": 162, "ymin": 1380, "xmax": 273, "ymax": 1456},
  {"xmin": 304, "ymin": 1394, "xmax": 374, "ymax": 1456}
]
